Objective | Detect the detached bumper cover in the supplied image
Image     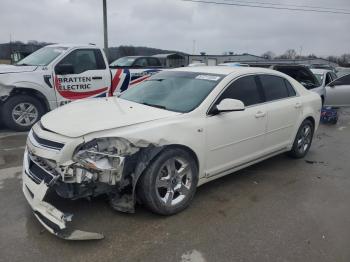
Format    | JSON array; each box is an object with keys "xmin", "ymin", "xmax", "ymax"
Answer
[{"xmin": 22, "ymin": 150, "xmax": 104, "ymax": 240}]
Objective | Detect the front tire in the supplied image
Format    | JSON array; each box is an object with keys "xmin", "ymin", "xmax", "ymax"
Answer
[
  {"xmin": 138, "ymin": 148, "xmax": 198, "ymax": 215},
  {"xmin": 1, "ymin": 95, "xmax": 44, "ymax": 131},
  {"xmin": 288, "ymin": 119, "xmax": 314, "ymax": 158}
]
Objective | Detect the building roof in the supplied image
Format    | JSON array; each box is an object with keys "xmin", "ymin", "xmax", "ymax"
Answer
[
  {"xmin": 153, "ymin": 53, "xmax": 186, "ymax": 59},
  {"xmin": 188, "ymin": 53, "xmax": 266, "ymax": 61}
]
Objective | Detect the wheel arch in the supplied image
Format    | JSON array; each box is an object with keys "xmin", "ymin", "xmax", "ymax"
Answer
[
  {"xmin": 8, "ymin": 87, "xmax": 50, "ymax": 113},
  {"xmin": 304, "ymin": 116, "xmax": 316, "ymax": 129},
  {"xmin": 134, "ymin": 143, "xmax": 200, "ymax": 188},
  {"xmin": 162, "ymin": 144, "xmax": 200, "ymax": 170}
]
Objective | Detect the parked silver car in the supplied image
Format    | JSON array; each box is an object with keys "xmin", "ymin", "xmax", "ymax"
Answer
[
  {"xmin": 325, "ymin": 74, "xmax": 350, "ymax": 107},
  {"xmin": 311, "ymin": 69, "xmax": 338, "ymax": 104}
]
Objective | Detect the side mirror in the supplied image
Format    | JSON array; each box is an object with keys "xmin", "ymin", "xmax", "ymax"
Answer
[
  {"xmin": 55, "ymin": 64, "xmax": 74, "ymax": 75},
  {"xmin": 212, "ymin": 99, "xmax": 245, "ymax": 115}
]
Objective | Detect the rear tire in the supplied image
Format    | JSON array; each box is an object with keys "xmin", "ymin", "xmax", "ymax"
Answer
[
  {"xmin": 137, "ymin": 148, "xmax": 198, "ymax": 215},
  {"xmin": 1, "ymin": 95, "xmax": 44, "ymax": 131},
  {"xmin": 288, "ymin": 119, "xmax": 314, "ymax": 159}
]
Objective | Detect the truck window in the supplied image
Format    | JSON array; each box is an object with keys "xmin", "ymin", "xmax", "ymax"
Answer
[
  {"xmin": 134, "ymin": 58, "xmax": 148, "ymax": 67},
  {"xmin": 56, "ymin": 49, "xmax": 106, "ymax": 74},
  {"xmin": 147, "ymin": 58, "xmax": 161, "ymax": 67}
]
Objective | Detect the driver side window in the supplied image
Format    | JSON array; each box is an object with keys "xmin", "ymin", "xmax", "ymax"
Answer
[
  {"xmin": 217, "ymin": 75, "xmax": 263, "ymax": 107},
  {"xmin": 134, "ymin": 58, "xmax": 148, "ymax": 67},
  {"xmin": 333, "ymin": 75, "xmax": 350, "ymax": 86},
  {"xmin": 56, "ymin": 49, "xmax": 105, "ymax": 74}
]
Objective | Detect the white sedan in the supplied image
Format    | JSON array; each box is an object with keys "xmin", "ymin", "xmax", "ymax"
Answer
[{"xmin": 22, "ymin": 67, "xmax": 321, "ymax": 239}]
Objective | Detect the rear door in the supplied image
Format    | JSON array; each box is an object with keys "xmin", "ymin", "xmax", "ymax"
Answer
[
  {"xmin": 258, "ymin": 75, "xmax": 301, "ymax": 153},
  {"xmin": 325, "ymin": 74, "xmax": 350, "ymax": 107},
  {"xmin": 53, "ymin": 48, "xmax": 110, "ymax": 106}
]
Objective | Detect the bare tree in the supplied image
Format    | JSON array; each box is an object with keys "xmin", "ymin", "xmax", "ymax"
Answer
[
  {"xmin": 262, "ymin": 51, "xmax": 275, "ymax": 60},
  {"xmin": 284, "ymin": 49, "xmax": 297, "ymax": 59}
]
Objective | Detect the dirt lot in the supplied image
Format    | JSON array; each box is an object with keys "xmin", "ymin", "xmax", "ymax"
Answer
[{"xmin": 1, "ymin": 110, "xmax": 350, "ymax": 262}]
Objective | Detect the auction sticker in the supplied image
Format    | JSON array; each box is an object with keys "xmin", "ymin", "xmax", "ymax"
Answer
[{"xmin": 195, "ymin": 75, "xmax": 221, "ymax": 81}]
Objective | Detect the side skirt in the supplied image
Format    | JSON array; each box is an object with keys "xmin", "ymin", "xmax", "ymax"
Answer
[{"xmin": 198, "ymin": 148, "xmax": 288, "ymax": 186}]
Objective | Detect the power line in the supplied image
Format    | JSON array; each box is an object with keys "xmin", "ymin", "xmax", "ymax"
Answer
[
  {"xmin": 181, "ymin": 0, "xmax": 350, "ymax": 15},
  {"xmin": 223, "ymin": 0, "xmax": 350, "ymax": 12}
]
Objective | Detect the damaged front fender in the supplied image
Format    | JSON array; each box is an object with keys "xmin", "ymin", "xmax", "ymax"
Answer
[{"xmin": 0, "ymin": 84, "xmax": 13, "ymax": 102}]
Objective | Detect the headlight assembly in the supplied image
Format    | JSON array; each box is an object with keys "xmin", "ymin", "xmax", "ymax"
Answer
[{"xmin": 73, "ymin": 137, "xmax": 139, "ymax": 172}]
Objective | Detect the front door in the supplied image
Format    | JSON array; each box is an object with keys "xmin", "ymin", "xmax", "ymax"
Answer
[
  {"xmin": 205, "ymin": 75, "xmax": 267, "ymax": 177},
  {"xmin": 53, "ymin": 48, "xmax": 110, "ymax": 107},
  {"xmin": 325, "ymin": 74, "xmax": 350, "ymax": 107}
]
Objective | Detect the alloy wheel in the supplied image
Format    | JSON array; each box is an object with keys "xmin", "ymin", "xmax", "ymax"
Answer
[
  {"xmin": 11, "ymin": 102, "xmax": 39, "ymax": 127},
  {"xmin": 155, "ymin": 157, "xmax": 193, "ymax": 207},
  {"xmin": 297, "ymin": 124, "xmax": 312, "ymax": 154}
]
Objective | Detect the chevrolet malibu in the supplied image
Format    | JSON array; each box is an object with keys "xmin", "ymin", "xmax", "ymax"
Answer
[{"xmin": 22, "ymin": 67, "xmax": 321, "ymax": 240}]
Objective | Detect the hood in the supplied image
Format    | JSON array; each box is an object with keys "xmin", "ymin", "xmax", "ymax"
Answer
[
  {"xmin": 41, "ymin": 97, "xmax": 181, "ymax": 138},
  {"xmin": 0, "ymin": 64, "xmax": 38, "ymax": 74}
]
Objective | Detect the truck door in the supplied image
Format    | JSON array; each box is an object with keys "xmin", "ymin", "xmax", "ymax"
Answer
[{"xmin": 53, "ymin": 48, "xmax": 110, "ymax": 106}]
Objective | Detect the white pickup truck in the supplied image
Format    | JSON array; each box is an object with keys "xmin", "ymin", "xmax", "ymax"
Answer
[{"xmin": 0, "ymin": 44, "xmax": 162, "ymax": 131}]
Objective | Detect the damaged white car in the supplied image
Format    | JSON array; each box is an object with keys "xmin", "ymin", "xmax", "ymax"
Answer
[{"xmin": 22, "ymin": 67, "xmax": 321, "ymax": 240}]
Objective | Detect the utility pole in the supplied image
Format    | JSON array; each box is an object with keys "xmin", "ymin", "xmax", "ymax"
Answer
[
  {"xmin": 103, "ymin": 0, "xmax": 109, "ymax": 60},
  {"xmin": 9, "ymin": 34, "xmax": 13, "ymax": 64}
]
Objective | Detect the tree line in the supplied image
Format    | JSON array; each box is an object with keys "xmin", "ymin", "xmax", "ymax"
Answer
[{"xmin": 261, "ymin": 49, "xmax": 350, "ymax": 67}]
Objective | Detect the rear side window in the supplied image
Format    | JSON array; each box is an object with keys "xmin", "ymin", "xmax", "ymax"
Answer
[
  {"xmin": 147, "ymin": 58, "xmax": 161, "ymax": 67},
  {"xmin": 218, "ymin": 76, "xmax": 263, "ymax": 106},
  {"xmin": 259, "ymin": 75, "xmax": 290, "ymax": 102},
  {"xmin": 134, "ymin": 58, "xmax": 148, "ymax": 67},
  {"xmin": 284, "ymin": 80, "xmax": 296, "ymax": 96}
]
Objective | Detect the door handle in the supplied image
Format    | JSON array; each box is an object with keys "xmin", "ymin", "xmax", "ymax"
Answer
[
  {"xmin": 255, "ymin": 111, "xmax": 266, "ymax": 118},
  {"xmin": 295, "ymin": 102, "xmax": 302, "ymax": 108},
  {"xmin": 92, "ymin": 76, "xmax": 103, "ymax": 80}
]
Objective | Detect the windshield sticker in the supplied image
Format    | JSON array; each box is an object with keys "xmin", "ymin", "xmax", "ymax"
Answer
[
  {"xmin": 195, "ymin": 75, "xmax": 221, "ymax": 81},
  {"xmin": 54, "ymin": 48, "xmax": 66, "ymax": 53}
]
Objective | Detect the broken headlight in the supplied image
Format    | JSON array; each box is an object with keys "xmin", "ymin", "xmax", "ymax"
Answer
[{"xmin": 73, "ymin": 137, "xmax": 139, "ymax": 171}]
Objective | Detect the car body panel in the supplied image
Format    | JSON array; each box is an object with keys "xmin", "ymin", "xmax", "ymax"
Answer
[
  {"xmin": 22, "ymin": 66, "xmax": 321, "ymax": 239},
  {"xmin": 325, "ymin": 74, "xmax": 350, "ymax": 107}
]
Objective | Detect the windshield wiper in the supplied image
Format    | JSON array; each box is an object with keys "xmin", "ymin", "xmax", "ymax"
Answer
[
  {"xmin": 142, "ymin": 102, "xmax": 167, "ymax": 109},
  {"xmin": 16, "ymin": 63, "xmax": 32, "ymax": 66}
]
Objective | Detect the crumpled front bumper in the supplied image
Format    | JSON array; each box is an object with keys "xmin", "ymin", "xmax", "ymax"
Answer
[{"xmin": 22, "ymin": 149, "xmax": 104, "ymax": 240}]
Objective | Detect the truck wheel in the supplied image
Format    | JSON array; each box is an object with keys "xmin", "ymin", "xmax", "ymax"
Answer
[
  {"xmin": 1, "ymin": 95, "xmax": 44, "ymax": 131},
  {"xmin": 288, "ymin": 119, "xmax": 314, "ymax": 159},
  {"xmin": 137, "ymin": 148, "xmax": 198, "ymax": 215}
]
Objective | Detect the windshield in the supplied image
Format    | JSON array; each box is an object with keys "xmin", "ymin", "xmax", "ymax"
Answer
[
  {"xmin": 119, "ymin": 71, "xmax": 224, "ymax": 113},
  {"xmin": 110, "ymin": 57, "xmax": 136, "ymax": 67},
  {"xmin": 17, "ymin": 46, "xmax": 67, "ymax": 66},
  {"xmin": 314, "ymin": 73, "xmax": 324, "ymax": 84}
]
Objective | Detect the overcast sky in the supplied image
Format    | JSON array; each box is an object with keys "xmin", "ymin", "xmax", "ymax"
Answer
[{"xmin": 0, "ymin": 0, "xmax": 349, "ymax": 57}]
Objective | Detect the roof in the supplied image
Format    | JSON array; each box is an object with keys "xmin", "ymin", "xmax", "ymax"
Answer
[
  {"xmin": 47, "ymin": 43, "xmax": 100, "ymax": 49},
  {"xmin": 171, "ymin": 66, "xmax": 284, "ymax": 76},
  {"xmin": 153, "ymin": 53, "xmax": 185, "ymax": 59}
]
